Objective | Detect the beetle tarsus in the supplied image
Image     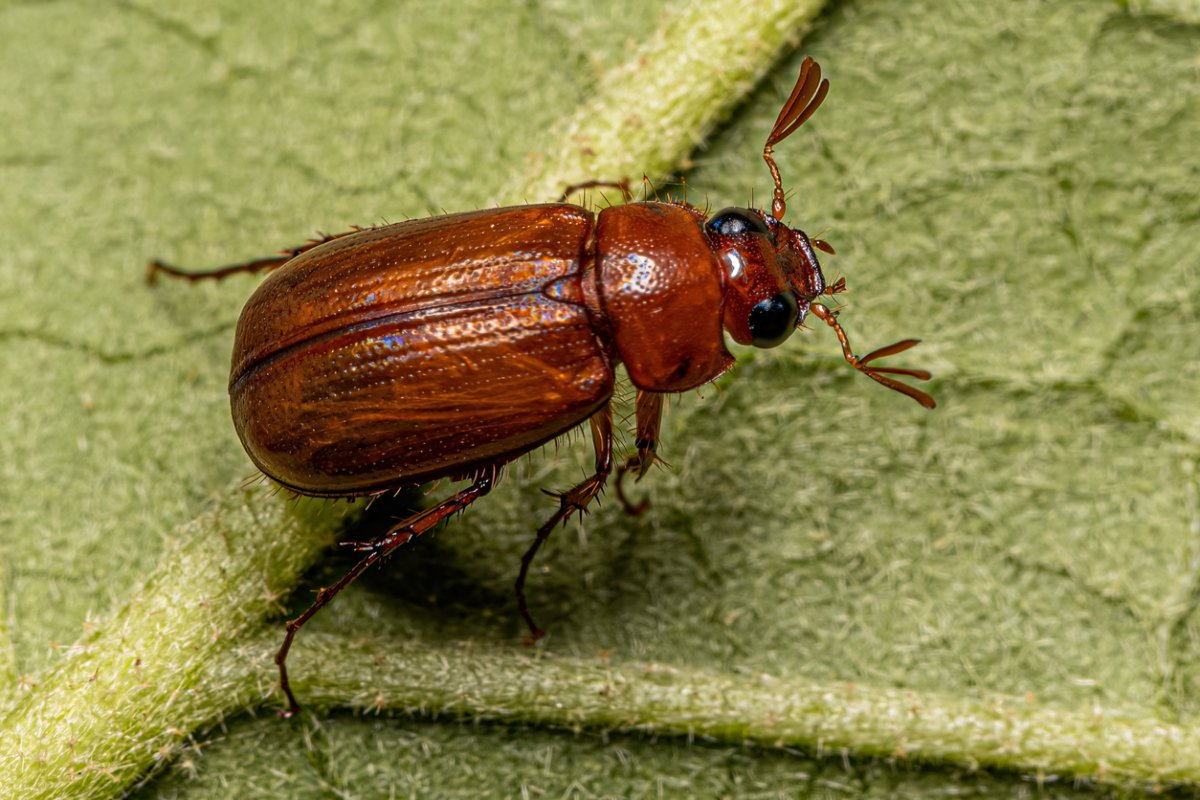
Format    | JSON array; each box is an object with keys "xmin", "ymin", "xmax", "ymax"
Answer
[
  {"xmin": 521, "ymin": 627, "xmax": 546, "ymax": 646},
  {"xmin": 516, "ymin": 405, "xmax": 613, "ymax": 643},
  {"xmin": 146, "ymin": 228, "xmax": 365, "ymax": 285},
  {"xmin": 273, "ymin": 476, "xmax": 493, "ymax": 714},
  {"xmin": 614, "ymin": 459, "xmax": 651, "ymax": 516},
  {"xmin": 145, "ymin": 259, "xmax": 195, "ymax": 284},
  {"xmin": 558, "ymin": 179, "xmax": 633, "ymax": 205},
  {"xmin": 517, "ymin": 476, "xmax": 607, "ymax": 638}
]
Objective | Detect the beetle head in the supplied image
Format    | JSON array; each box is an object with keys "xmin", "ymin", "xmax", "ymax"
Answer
[{"xmin": 706, "ymin": 208, "xmax": 827, "ymax": 348}]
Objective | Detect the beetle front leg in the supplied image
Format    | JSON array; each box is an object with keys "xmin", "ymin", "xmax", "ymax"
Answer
[
  {"xmin": 516, "ymin": 403, "xmax": 613, "ymax": 644},
  {"xmin": 275, "ymin": 474, "xmax": 493, "ymax": 718},
  {"xmin": 147, "ymin": 227, "xmax": 366, "ymax": 284},
  {"xmin": 615, "ymin": 390, "xmax": 664, "ymax": 515}
]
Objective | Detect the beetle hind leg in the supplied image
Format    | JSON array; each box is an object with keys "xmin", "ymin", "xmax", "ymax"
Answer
[
  {"xmin": 516, "ymin": 404, "xmax": 613, "ymax": 644},
  {"xmin": 147, "ymin": 227, "xmax": 366, "ymax": 284}
]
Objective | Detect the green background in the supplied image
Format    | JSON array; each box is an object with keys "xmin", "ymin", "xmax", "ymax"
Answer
[{"xmin": 2, "ymin": 0, "xmax": 1199, "ymax": 797}]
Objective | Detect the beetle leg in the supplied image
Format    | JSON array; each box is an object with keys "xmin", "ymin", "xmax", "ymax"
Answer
[
  {"xmin": 274, "ymin": 474, "xmax": 493, "ymax": 718},
  {"xmin": 626, "ymin": 390, "xmax": 664, "ymax": 479},
  {"xmin": 615, "ymin": 390, "xmax": 664, "ymax": 516},
  {"xmin": 516, "ymin": 403, "xmax": 613, "ymax": 644},
  {"xmin": 556, "ymin": 179, "xmax": 634, "ymax": 204},
  {"xmin": 146, "ymin": 227, "xmax": 365, "ymax": 284}
]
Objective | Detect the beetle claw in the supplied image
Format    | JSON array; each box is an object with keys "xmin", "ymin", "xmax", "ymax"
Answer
[{"xmin": 522, "ymin": 628, "xmax": 547, "ymax": 646}]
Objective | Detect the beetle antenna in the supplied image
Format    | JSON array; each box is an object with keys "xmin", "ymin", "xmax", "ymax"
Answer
[
  {"xmin": 764, "ymin": 56, "xmax": 830, "ymax": 221},
  {"xmin": 809, "ymin": 303, "xmax": 936, "ymax": 409}
]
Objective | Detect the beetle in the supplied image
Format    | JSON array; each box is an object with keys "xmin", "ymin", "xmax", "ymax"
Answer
[{"xmin": 149, "ymin": 57, "xmax": 934, "ymax": 716}]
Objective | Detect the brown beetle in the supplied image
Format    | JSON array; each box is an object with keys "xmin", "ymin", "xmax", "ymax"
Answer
[{"xmin": 150, "ymin": 58, "xmax": 934, "ymax": 716}]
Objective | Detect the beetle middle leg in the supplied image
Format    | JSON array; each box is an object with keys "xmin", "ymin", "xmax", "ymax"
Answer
[
  {"xmin": 615, "ymin": 390, "xmax": 664, "ymax": 516},
  {"xmin": 516, "ymin": 403, "xmax": 613, "ymax": 644},
  {"xmin": 146, "ymin": 227, "xmax": 366, "ymax": 284},
  {"xmin": 275, "ymin": 474, "xmax": 493, "ymax": 718}
]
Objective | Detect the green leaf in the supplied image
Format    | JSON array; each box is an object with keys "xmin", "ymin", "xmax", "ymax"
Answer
[{"xmin": 1, "ymin": 1, "xmax": 1198, "ymax": 798}]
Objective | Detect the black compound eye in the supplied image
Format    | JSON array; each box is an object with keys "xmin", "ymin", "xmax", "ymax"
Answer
[
  {"xmin": 708, "ymin": 207, "xmax": 771, "ymax": 237},
  {"xmin": 748, "ymin": 291, "xmax": 798, "ymax": 348}
]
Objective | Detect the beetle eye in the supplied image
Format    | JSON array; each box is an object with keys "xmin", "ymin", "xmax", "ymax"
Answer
[
  {"xmin": 708, "ymin": 207, "xmax": 771, "ymax": 237},
  {"xmin": 748, "ymin": 291, "xmax": 799, "ymax": 348}
]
